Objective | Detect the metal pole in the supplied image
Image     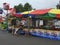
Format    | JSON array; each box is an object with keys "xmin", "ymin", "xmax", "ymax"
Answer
[
  {"xmin": 27, "ymin": 9, "xmax": 31, "ymax": 36},
  {"xmin": 27, "ymin": 17, "xmax": 30, "ymax": 31},
  {"xmin": 6, "ymin": 10, "xmax": 8, "ymax": 30}
]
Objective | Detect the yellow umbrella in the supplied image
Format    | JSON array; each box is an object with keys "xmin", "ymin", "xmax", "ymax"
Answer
[
  {"xmin": 21, "ymin": 10, "xmax": 34, "ymax": 14},
  {"xmin": 49, "ymin": 9, "xmax": 60, "ymax": 14}
]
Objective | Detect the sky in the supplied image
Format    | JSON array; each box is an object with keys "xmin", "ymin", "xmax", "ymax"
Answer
[{"xmin": 0, "ymin": 0, "xmax": 59, "ymax": 9}]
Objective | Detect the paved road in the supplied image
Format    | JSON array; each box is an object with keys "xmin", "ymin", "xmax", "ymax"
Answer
[{"xmin": 0, "ymin": 30, "xmax": 60, "ymax": 45}]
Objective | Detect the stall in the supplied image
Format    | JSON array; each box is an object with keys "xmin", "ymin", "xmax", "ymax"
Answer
[{"xmin": 29, "ymin": 9, "xmax": 60, "ymax": 40}]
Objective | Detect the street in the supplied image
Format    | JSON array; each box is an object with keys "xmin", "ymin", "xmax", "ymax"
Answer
[{"xmin": 0, "ymin": 30, "xmax": 60, "ymax": 45}]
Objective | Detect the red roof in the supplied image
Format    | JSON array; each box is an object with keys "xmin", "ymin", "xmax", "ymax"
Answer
[{"xmin": 30, "ymin": 9, "xmax": 51, "ymax": 15}]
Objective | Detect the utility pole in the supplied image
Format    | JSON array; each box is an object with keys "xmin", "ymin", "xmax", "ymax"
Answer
[{"xmin": 56, "ymin": 1, "xmax": 60, "ymax": 9}]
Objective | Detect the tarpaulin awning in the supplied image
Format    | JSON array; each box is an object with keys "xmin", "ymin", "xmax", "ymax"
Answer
[
  {"xmin": 56, "ymin": 14, "xmax": 60, "ymax": 18},
  {"xmin": 14, "ymin": 14, "xmax": 22, "ymax": 18},
  {"xmin": 21, "ymin": 10, "xmax": 34, "ymax": 14},
  {"xmin": 13, "ymin": 12, "xmax": 22, "ymax": 18},
  {"xmin": 22, "ymin": 14, "xmax": 35, "ymax": 18},
  {"xmin": 28, "ymin": 14, "xmax": 35, "ymax": 18},
  {"xmin": 48, "ymin": 9, "xmax": 60, "ymax": 14},
  {"xmin": 21, "ymin": 10, "xmax": 34, "ymax": 18},
  {"xmin": 35, "ymin": 13, "xmax": 55, "ymax": 19},
  {"xmin": 22, "ymin": 14, "xmax": 28, "ymax": 18},
  {"xmin": 30, "ymin": 9, "xmax": 51, "ymax": 15}
]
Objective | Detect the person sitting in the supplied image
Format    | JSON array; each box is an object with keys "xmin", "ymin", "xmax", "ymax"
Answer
[{"xmin": 16, "ymin": 25, "xmax": 25, "ymax": 35}]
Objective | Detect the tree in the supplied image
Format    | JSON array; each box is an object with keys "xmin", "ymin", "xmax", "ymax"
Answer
[
  {"xmin": 14, "ymin": 3, "xmax": 33, "ymax": 12},
  {"xmin": 56, "ymin": 1, "xmax": 60, "ymax": 9},
  {"xmin": 18, "ymin": 4, "xmax": 24, "ymax": 12},
  {"xmin": 24, "ymin": 3, "xmax": 33, "ymax": 11},
  {"xmin": 14, "ymin": 3, "xmax": 24, "ymax": 12},
  {"xmin": 14, "ymin": 6, "xmax": 19, "ymax": 12}
]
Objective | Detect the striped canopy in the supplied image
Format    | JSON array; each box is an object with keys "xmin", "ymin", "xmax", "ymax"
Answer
[
  {"xmin": 35, "ymin": 13, "xmax": 56, "ymax": 19},
  {"xmin": 48, "ymin": 9, "xmax": 60, "ymax": 18},
  {"xmin": 48, "ymin": 9, "xmax": 60, "ymax": 14},
  {"xmin": 21, "ymin": 10, "xmax": 34, "ymax": 14},
  {"xmin": 21, "ymin": 10, "xmax": 34, "ymax": 18},
  {"xmin": 56, "ymin": 14, "xmax": 60, "ymax": 19},
  {"xmin": 12, "ymin": 12, "xmax": 22, "ymax": 18},
  {"xmin": 12, "ymin": 8, "xmax": 60, "ymax": 19},
  {"xmin": 30, "ymin": 9, "xmax": 51, "ymax": 15}
]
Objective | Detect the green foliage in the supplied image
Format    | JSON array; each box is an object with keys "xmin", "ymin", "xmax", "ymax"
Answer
[
  {"xmin": 24, "ymin": 2, "xmax": 32, "ymax": 11},
  {"xmin": 14, "ymin": 2, "xmax": 33, "ymax": 12},
  {"xmin": 14, "ymin": 3, "xmax": 24, "ymax": 12},
  {"xmin": 0, "ymin": 22, "xmax": 7, "ymax": 29},
  {"xmin": 18, "ymin": 4, "xmax": 24, "ymax": 12}
]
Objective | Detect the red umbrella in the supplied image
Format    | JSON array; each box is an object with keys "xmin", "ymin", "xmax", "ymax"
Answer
[{"xmin": 30, "ymin": 9, "xmax": 51, "ymax": 15}]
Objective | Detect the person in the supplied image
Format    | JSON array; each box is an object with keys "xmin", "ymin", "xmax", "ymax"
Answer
[
  {"xmin": 8, "ymin": 26, "xmax": 12, "ymax": 33},
  {"xmin": 11, "ymin": 26, "xmax": 15, "ymax": 35},
  {"xmin": 11, "ymin": 18, "xmax": 16, "ymax": 26},
  {"xmin": 16, "ymin": 24, "xmax": 25, "ymax": 35},
  {"xmin": 11, "ymin": 18, "xmax": 16, "ymax": 35}
]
